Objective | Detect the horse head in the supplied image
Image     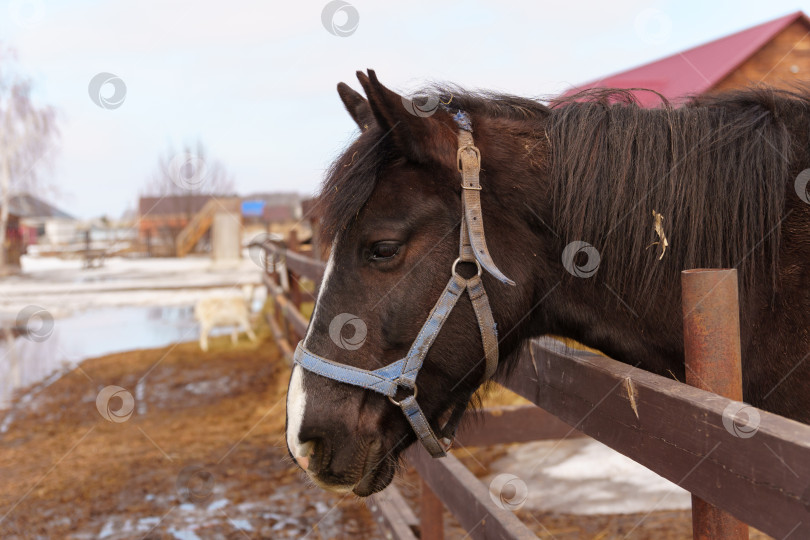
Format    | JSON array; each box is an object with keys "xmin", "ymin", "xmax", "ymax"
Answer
[{"xmin": 284, "ymin": 70, "xmax": 551, "ymax": 496}]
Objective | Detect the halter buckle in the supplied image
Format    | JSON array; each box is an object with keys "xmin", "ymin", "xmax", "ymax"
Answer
[{"xmin": 457, "ymin": 144, "xmax": 481, "ymax": 172}]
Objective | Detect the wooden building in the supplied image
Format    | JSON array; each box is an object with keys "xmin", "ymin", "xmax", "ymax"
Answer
[
  {"xmin": 137, "ymin": 195, "xmax": 246, "ymax": 257},
  {"xmin": 11, "ymin": 194, "xmax": 75, "ymax": 246},
  {"xmin": 566, "ymin": 11, "xmax": 810, "ymax": 103},
  {"xmin": 240, "ymin": 193, "xmax": 304, "ymax": 244},
  {"xmin": 137, "ymin": 194, "xmax": 216, "ymax": 255},
  {"xmin": 138, "ymin": 195, "xmax": 213, "ymax": 240}
]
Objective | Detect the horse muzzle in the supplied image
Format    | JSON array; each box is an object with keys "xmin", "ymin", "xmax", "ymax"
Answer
[{"xmin": 292, "ymin": 427, "xmax": 395, "ymax": 496}]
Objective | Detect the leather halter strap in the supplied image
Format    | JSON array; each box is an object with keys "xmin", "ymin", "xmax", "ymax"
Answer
[
  {"xmin": 457, "ymin": 122, "xmax": 516, "ymax": 286},
  {"xmin": 294, "ymin": 110, "xmax": 514, "ymax": 458}
]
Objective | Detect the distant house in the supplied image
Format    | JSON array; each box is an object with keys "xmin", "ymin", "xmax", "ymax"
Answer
[
  {"xmin": 264, "ymin": 204, "xmax": 295, "ymax": 223},
  {"xmin": 565, "ymin": 11, "xmax": 810, "ymax": 105},
  {"xmin": 137, "ymin": 194, "xmax": 215, "ymax": 243},
  {"xmin": 137, "ymin": 192, "xmax": 302, "ymax": 255},
  {"xmin": 137, "ymin": 194, "xmax": 247, "ymax": 256},
  {"xmin": 11, "ymin": 194, "xmax": 76, "ymax": 246},
  {"xmin": 241, "ymin": 199, "xmax": 265, "ymax": 221},
  {"xmin": 240, "ymin": 200, "xmax": 295, "ymax": 224},
  {"xmin": 240, "ymin": 192, "xmax": 301, "ymax": 225}
]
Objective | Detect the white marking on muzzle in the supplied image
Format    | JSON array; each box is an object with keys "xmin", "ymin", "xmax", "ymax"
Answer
[
  {"xmin": 287, "ymin": 241, "xmax": 337, "ymax": 464},
  {"xmin": 286, "ymin": 365, "xmax": 309, "ymax": 461},
  {"xmin": 304, "ymin": 240, "xmax": 336, "ymax": 350}
]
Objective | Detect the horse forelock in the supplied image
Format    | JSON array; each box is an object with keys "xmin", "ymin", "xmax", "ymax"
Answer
[{"xmin": 317, "ymin": 125, "xmax": 388, "ymax": 243}]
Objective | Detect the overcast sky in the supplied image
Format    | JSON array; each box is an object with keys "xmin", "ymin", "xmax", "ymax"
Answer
[{"xmin": 1, "ymin": 0, "xmax": 808, "ymax": 219}]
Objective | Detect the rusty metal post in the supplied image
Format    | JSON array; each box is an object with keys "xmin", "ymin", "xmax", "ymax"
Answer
[
  {"xmin": 420, "ymin": 478, "xmax": 444, "ymax": 540},
  {"xmin": 681, "ymin": 268, "xmax": 749, "ymax": 540}
]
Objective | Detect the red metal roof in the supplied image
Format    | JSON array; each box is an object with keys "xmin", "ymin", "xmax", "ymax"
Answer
[{"xmin": 565, "ymin": 11, "xmax": 810, "ymax": 106}]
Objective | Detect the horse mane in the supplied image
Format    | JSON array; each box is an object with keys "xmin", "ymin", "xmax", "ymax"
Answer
[
  {"xmin": 546, "ymin": 86, "xmax": 807, "ymax": 310},
  {"xmin": 318, "ymin": 83, "xmax": 807, "ymax": 311}
]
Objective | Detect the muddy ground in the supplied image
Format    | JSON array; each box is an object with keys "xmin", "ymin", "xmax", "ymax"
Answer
[{"xmin": 0, "ymin": 331, "xmax": 769, "ymax": 539}]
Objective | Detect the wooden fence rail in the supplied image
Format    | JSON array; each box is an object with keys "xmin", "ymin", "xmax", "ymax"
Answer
[
  {"xmin": 251, "ymin": 231, "xmax": 810, "ymax": 539},
  {"xmin": 507, "ymin": 338, "xmax": 810, "ymax": 539}
]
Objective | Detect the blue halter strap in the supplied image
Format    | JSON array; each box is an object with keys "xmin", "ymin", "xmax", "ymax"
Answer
[{"xmin": 294, "ymin": 110, "xmax": 514, "ymax": 457}]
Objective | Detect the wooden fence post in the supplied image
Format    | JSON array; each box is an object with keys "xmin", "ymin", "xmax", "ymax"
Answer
[
  {"xmin": 682, "ymin": 268, "xmax": 749, "ymax": 540},
  {"xmin": 273, "ymin": 247, "xmax": 288, "ymax": 345},
  {"xmin": 287, "ymin": 229, "xmax": 302, "ymax": 343},
  {"xmin": 287, "ymin": 230, "xmax": 302, "ymax": 308},
  {"xmin": 420, "ymin": 478, "xmax": 444, "ymax": 540}
]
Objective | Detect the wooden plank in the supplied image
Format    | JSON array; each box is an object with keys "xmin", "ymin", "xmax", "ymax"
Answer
[
  {"xmin": 407, "ymin": 447, "xmax": 537, "ymax": 540},
  {"xmin": 380, "ymin": 484, "xmax": 419, "ymax": 528},
  {"xmin": 277, "ymin": 294, "xmax": 308, "ymax": 339},
  {"xmin": 366, "ymin": 484, "xmax": 419, "ymax": 540},
  {"xmin": 252, "ymin": 240, "xmax": 326, "ymax": 283},
  {"xmin": 176, "ymin": 197, "xmax": 240, "ymax": 257},
  {"xmin": 715, "ymin": 20, "xmax": 810, "ymax": 93},
  {"xmin": 455, "ymin": 405, "xmax": 585, "ymax": 448},
  {"xmin": 263, "ymin": 310, "xmax": 293, "ymax": 364},
  {"xmin": 504, "ymin": 337, "xmax": 810, "ymax": 539},
  {"xmin": 284, "ymin": 249, "xmax": 325, "ymax": 283},
  {"xmin": 262, "ymin": 273, "xmax": 309, "ymax": 339}
]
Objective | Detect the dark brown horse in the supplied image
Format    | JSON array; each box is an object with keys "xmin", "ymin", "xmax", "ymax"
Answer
[{"xmin": 286, "ymin": 70, "xmax": 810, "ymax": 496}]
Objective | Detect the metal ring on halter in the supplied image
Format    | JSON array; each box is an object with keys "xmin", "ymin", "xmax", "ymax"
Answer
[
  {"xmin": 452, "ymin": 257, "xmax": 482, "ymax": 278},
  {"xmin": 388, "ymin": 384, "xmax": 417, "ymax": 407}
]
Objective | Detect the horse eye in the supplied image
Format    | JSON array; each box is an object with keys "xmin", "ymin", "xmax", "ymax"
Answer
[{"xmin": 370, "ymin": 242, "xmax": 400, "ymax": 261}]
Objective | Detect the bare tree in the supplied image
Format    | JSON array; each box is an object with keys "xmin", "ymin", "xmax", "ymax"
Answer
[
  {"xmin": 142, "ymin": 140, "xmax": 235, "ymax": 198},
  {"xmin": 140, "ymin": 140, "xmax": 236, "ymax": 249},
  {"xmin": 0, "ymin": 68, "xmax": 58, "ymax": 270}
]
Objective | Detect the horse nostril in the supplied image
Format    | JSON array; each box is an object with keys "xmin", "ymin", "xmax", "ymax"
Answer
[
  {"xmin": 296, "ymin": 436, "xmax": 328, "ymax": 474},
  {"xmin": 295, "ymin": 455, "xmax": 310, "ymax": 471},
  {"xmin": 292, "ymin": 439, "xmax": 315, "ymax": 471}
]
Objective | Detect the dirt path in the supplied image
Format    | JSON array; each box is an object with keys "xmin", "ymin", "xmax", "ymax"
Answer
[{"xmin": 0, "ymin": 333, "xmax": 375, "ymax": 539}]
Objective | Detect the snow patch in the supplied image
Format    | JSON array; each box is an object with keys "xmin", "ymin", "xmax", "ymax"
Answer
[
  {"xmin": 206, "ymin": 498, "xmax": 228, "ymax": 512},
  {"xmin": 229, "ymin": 518, "xmax": 253, "ymax": 531},
  {"xmin": 485, "ymin": 438, "xmax": 691, "ymax": 515},
  {"xmin": 168, "ymin": 528, "xmax": 201, "ymax": 540}
]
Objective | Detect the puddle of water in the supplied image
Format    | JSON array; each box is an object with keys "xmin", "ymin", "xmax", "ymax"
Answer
[{"xmin": 0, "ymin": 305, "xmax": 244, "ymax": 408}]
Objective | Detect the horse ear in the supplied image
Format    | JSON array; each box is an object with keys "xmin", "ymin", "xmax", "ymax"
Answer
[
  {"xmin": 356, "ymin": 69, "xmax": 457, "ymax": 166},
  {"xmin": 337, "ymin": 82, "xmax": 373, "ymax": 131}
]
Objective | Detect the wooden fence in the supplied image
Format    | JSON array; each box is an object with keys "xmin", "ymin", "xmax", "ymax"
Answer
[{"xmin": 251, "ymin": 230, "xmax": 810, "ymax": 540}]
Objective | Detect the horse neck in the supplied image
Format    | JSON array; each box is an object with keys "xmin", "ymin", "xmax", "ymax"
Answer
[{"xmin": 492, "ymin": 121, "xmax": 686, "ymax": 378}]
